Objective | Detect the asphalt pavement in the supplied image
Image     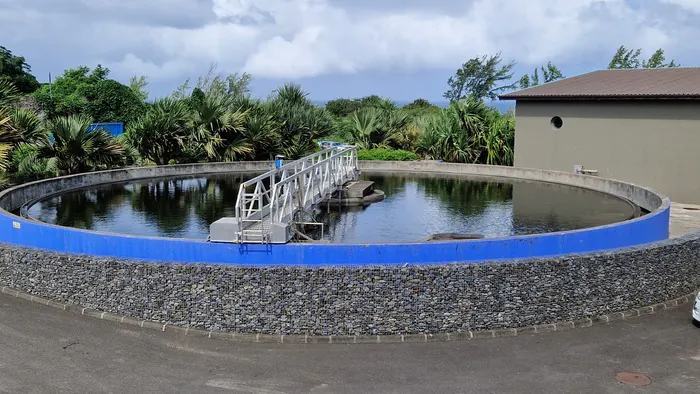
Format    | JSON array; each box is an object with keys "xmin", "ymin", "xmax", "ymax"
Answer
[{"xmin": 0, "ymin": 292, "xmax": 698, "ymax": 393}]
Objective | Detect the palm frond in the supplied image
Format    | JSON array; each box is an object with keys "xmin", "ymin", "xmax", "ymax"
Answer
[
  {"xmin": 0, "ymin": 142, "xmax": 12, "ymax": 172},
  {"xmin": 41, "ymin": 115, "xmax": 125, "ymax": 175},
  {"xmin": 12, "ymin": 108, "xmax": 46, "ymax": 143},
  {"xmin": 0, "ymin": 80, "xmax": 19, "ymax": 108}
]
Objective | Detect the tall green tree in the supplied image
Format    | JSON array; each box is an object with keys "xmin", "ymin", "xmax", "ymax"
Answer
[
  {"xmin": 173, "ymin": 63, "xmax": 252, "ymax": 100},
  {"xmin": 0, "ymin": 46, "xmax": 40, "ymax": 93},
  {"xmin": 518, "ymin": 62, "xmax": 565, "ymax": 89},
  {"xmin": 402, "ymin": 99, "xmax": 433, "ymax": 111},
  {"xmin": 33, "ymin": 65, "xmax": 146, "ymax": 123},
  {"xmin": 608, "ymin": 46, "xmax": 679, "ymax": 69},
  {"xmin": 129, "ymin": 75, "xmax": 149, "ymax": 101},
  {"xmin": 402, "ymin": 98, "xmax": 441, "ymax": 119},
  {"xmin": 642, "ymin": 49, "xmax": 679, "ymax": 68},
  {"xmin": 84, "ymin": 79, "xmax": 147, "ymax": 124},
  {"xmin": 355, "ymin": 95, "xmax": 397, "ymax": 111},
  {"xmin": 444, "ymin": 53, "xmax": 516, "ymax": 102},
  {"xmin": 325, "ymin": 98, "xmax": 361, "ymax": 117}
]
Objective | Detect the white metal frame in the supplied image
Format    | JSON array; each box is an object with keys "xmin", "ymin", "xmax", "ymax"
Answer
[{"xmin": 234, "ymin": 147, "xmax": 358, "ymax": 243}]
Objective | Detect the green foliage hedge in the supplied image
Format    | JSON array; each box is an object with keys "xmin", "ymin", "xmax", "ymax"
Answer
[{"xmin": 357, "ymin": 149, "xmax": 419, "ymax": 161}]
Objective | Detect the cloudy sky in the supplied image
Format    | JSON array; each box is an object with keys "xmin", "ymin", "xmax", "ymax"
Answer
[{"xmin": 1, "ymin": 0, "xmax": 699, "ymax": 101}]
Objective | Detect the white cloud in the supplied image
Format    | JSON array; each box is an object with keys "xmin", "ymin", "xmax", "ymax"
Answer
[
  {"xmin": 662, "ymin": 0, "xmax": 700, "ymax": 12},
  {"xmin": 1, "ymin": 0, "xmax": 699, "ymax": 86}
]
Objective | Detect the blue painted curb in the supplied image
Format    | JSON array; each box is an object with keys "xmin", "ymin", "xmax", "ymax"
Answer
[{"xmin": 0, "ymin": 204, "xmax": 669, "ymax": 266}]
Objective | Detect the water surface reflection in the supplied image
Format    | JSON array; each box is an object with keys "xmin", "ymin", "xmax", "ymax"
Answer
[{"xmin": 28, "ymin": 172, "xmax": 636, "ymax": 242}]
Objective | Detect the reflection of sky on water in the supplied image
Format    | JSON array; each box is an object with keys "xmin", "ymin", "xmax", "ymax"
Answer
[
  {"xmin": 27, "ymin": 172, "xmax": 635, "ymax": 243},
  {"xmin": 321, "ymin": 181, "xmax": 515, "ymax": 243}
]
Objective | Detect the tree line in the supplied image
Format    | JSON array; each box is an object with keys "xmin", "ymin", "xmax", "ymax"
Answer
[{"xmin": 0, "ymin": 44, "xmax": 680, "ymax": 186}]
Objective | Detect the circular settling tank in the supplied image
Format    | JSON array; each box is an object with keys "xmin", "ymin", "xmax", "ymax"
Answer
[
  {"xmin": 0, "ymin": 162, "xmax": 677, "ymax": 337},
  {"xmin": 25, "ymin": 172, "xmax": 638, "ymax": 243}
]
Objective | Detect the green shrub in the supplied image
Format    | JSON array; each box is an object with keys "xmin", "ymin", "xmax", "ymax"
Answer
[{"xmin": 357, "ymin": 148, "xmax": 419, "ymax": 161}]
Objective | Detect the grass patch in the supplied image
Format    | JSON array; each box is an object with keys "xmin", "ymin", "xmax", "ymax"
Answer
[{"xmin": 357, "ymin": 149, "xmax": 419, "ymax": 161}]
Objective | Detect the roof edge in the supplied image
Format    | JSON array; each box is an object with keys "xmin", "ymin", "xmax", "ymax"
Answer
[{"xmin": 498, "ymin": 95, "xmax": 700, "ymax": 101}]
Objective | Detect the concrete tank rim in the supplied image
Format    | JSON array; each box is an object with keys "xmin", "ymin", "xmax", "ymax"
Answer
[
  {"xmin": 0, "ymin": 160, "xmax": 673, "ymax": 265},
  {"xmin": 0, "ymin": 162, "xmax": 276, "ymax": 244},
  {"xmin": 0, "ymin": 161, "xmax": 670, "ymax": 243},
  {"xmin": 360, "ymin": 160, "xmax": 672, "ymax": 209}
]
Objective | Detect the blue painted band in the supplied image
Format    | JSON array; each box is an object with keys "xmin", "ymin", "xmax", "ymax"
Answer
[{"xmin": 0, "ymin": 203, "xmax": 670, "ymax": 266}]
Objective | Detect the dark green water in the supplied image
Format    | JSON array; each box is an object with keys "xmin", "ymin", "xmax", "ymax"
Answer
[{"xmin": 27, "ymin": 172, "xmax": 636, "ymax": 243}]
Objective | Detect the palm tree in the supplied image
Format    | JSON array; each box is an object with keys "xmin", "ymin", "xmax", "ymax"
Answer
[
  {"xmin": 273, "ymin": 83, "xmax": 309, "ymax": 107},
  {"xmin": 0, "ymin": 79, "xmax": 19, "ymax": 108},
  {"xmin": 242, "ymin": 113, "xmax": 280, "ymax": 160},
  {"xmin": 116, "ymin": 134, "xmax": 142, "ymax": 166},
  {"xmin": 0, "ymin": 110, "xmax": 18, "ymax": 173},
  {"xmin": 395, "ymin": 116, "xmax": 426, "ymax": 151},
  {"xmin": 125, "ymin": 97, "xmax": 191, "ymax": 165},
  {"xmin": 0, "ymin": 81, "xmax": 21, "ymax": 174},
  {"xmin": 11, "ymin": 143, "xmax": 51, "ymax": 182},
  {"xmin": 11, "ymin": 108, "xmax": 46, "ymax": 143},
  {"xmin": 266, "ymin": 84, "xmax": 333, "ymax": 159},
  {"xmin": 190, "ymin": 92, "xmax": 251, "ymax": 161},
  {"xmin": 0, "ymin": 81, "xmax": 52, "ymax": 183},
  {"xmin": 450, "ymin": 99, "xmax": 487, "ymax": 140},
  {"xmin": 415, "ymin": 118, "xmax": 441, "ymax": 160},
  {"xmin": 34, "ymin": 115, "xmax": 124, "ymax": 175},
  {"xmin": 480, "ymin": 111, "xmax": 515, "ymax": 165},
  {"xmin": 418, "ymin": 98, "xmax": 485, "ymax": 163},
  {"xmin": 346, "ymin": 107, "xmax": 409, "ymax": 149},
  {"xmin": 7, "ymin": 110, "xmax": 52, "ymax": 182},
  {"xmin": 383, "ymin": 109, "xmax": 410, "ymax": 147},
  {"xmin": 347, "ymin": 108, "xmax": 379, "ymax": 149}
]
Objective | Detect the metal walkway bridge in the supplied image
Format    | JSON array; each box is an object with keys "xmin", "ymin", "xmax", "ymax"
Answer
[{"xmin": 209, "ymin": 147, "xmax": 359, "ymax": 244}]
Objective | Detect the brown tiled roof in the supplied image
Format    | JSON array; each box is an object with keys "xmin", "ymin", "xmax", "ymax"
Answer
[{"xmin": 499, "ymin": 68, "xmax": 700, "ymax": 100}]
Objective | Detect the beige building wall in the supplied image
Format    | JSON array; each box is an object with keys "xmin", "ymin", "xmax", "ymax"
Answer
[{"xmin": 513, "ymin": 100, "xmax": 700, "ymax": 204}]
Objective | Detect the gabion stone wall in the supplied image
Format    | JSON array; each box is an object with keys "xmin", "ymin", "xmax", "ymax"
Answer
[{"xmin": 2, "ymin": 235, "xmax": 698, "ymax": 336}]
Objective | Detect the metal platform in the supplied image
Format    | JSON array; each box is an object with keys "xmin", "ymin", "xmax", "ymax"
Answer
[{"xmin": 209, "ymin": 147, "xmax": 359, "ymax": 244}]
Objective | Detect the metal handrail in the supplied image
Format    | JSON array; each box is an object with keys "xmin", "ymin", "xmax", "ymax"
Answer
[
  {"xmin": 233, "ymin": 146, "xmax": 358, "ymax": 242},
  {"xmin": 238, "ymin": 148, "xmax": 338, "ymax": 187},
  {"xmin": 270, "ymin": 147, "xmax": 357, "ymax": 222}
]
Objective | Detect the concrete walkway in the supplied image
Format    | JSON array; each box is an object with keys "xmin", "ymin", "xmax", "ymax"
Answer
[
  {"xmin": 1, "ymin": 292, "xmax": 698, "ymax": 393},
  {"xmin": 0, "ymin": 203, "xmax": 697, "ymax": 393},
  {"xmin": 670, "ymin": 202, "xmax": 700, "ymax": 237}
]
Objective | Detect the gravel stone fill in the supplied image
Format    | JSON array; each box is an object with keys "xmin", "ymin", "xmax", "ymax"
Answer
[{"xmin": 1, "ymin": 238, "xmax": 698, "ymax": 336}]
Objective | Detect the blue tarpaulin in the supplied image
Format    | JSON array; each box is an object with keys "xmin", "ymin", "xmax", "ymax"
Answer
[
  {"xmin": 49, "ymin": 122, "xmax": 124, "ymax": 142},
  {"xmin": 87, "ymin": 122, "xmax": 124, "ymax": 137}
]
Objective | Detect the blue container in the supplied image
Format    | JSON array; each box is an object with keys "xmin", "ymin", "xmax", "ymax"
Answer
[
  {"xmin": 49, "ymin": 122, "xmax": 124, "ymax": 143},
  {"xmin": 87, "ymin": 122, "xmax": 124, "ymax": 137},
  {"xmin": 275, "ymin": 155, "xmax": 284, "ymax": 168}
]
